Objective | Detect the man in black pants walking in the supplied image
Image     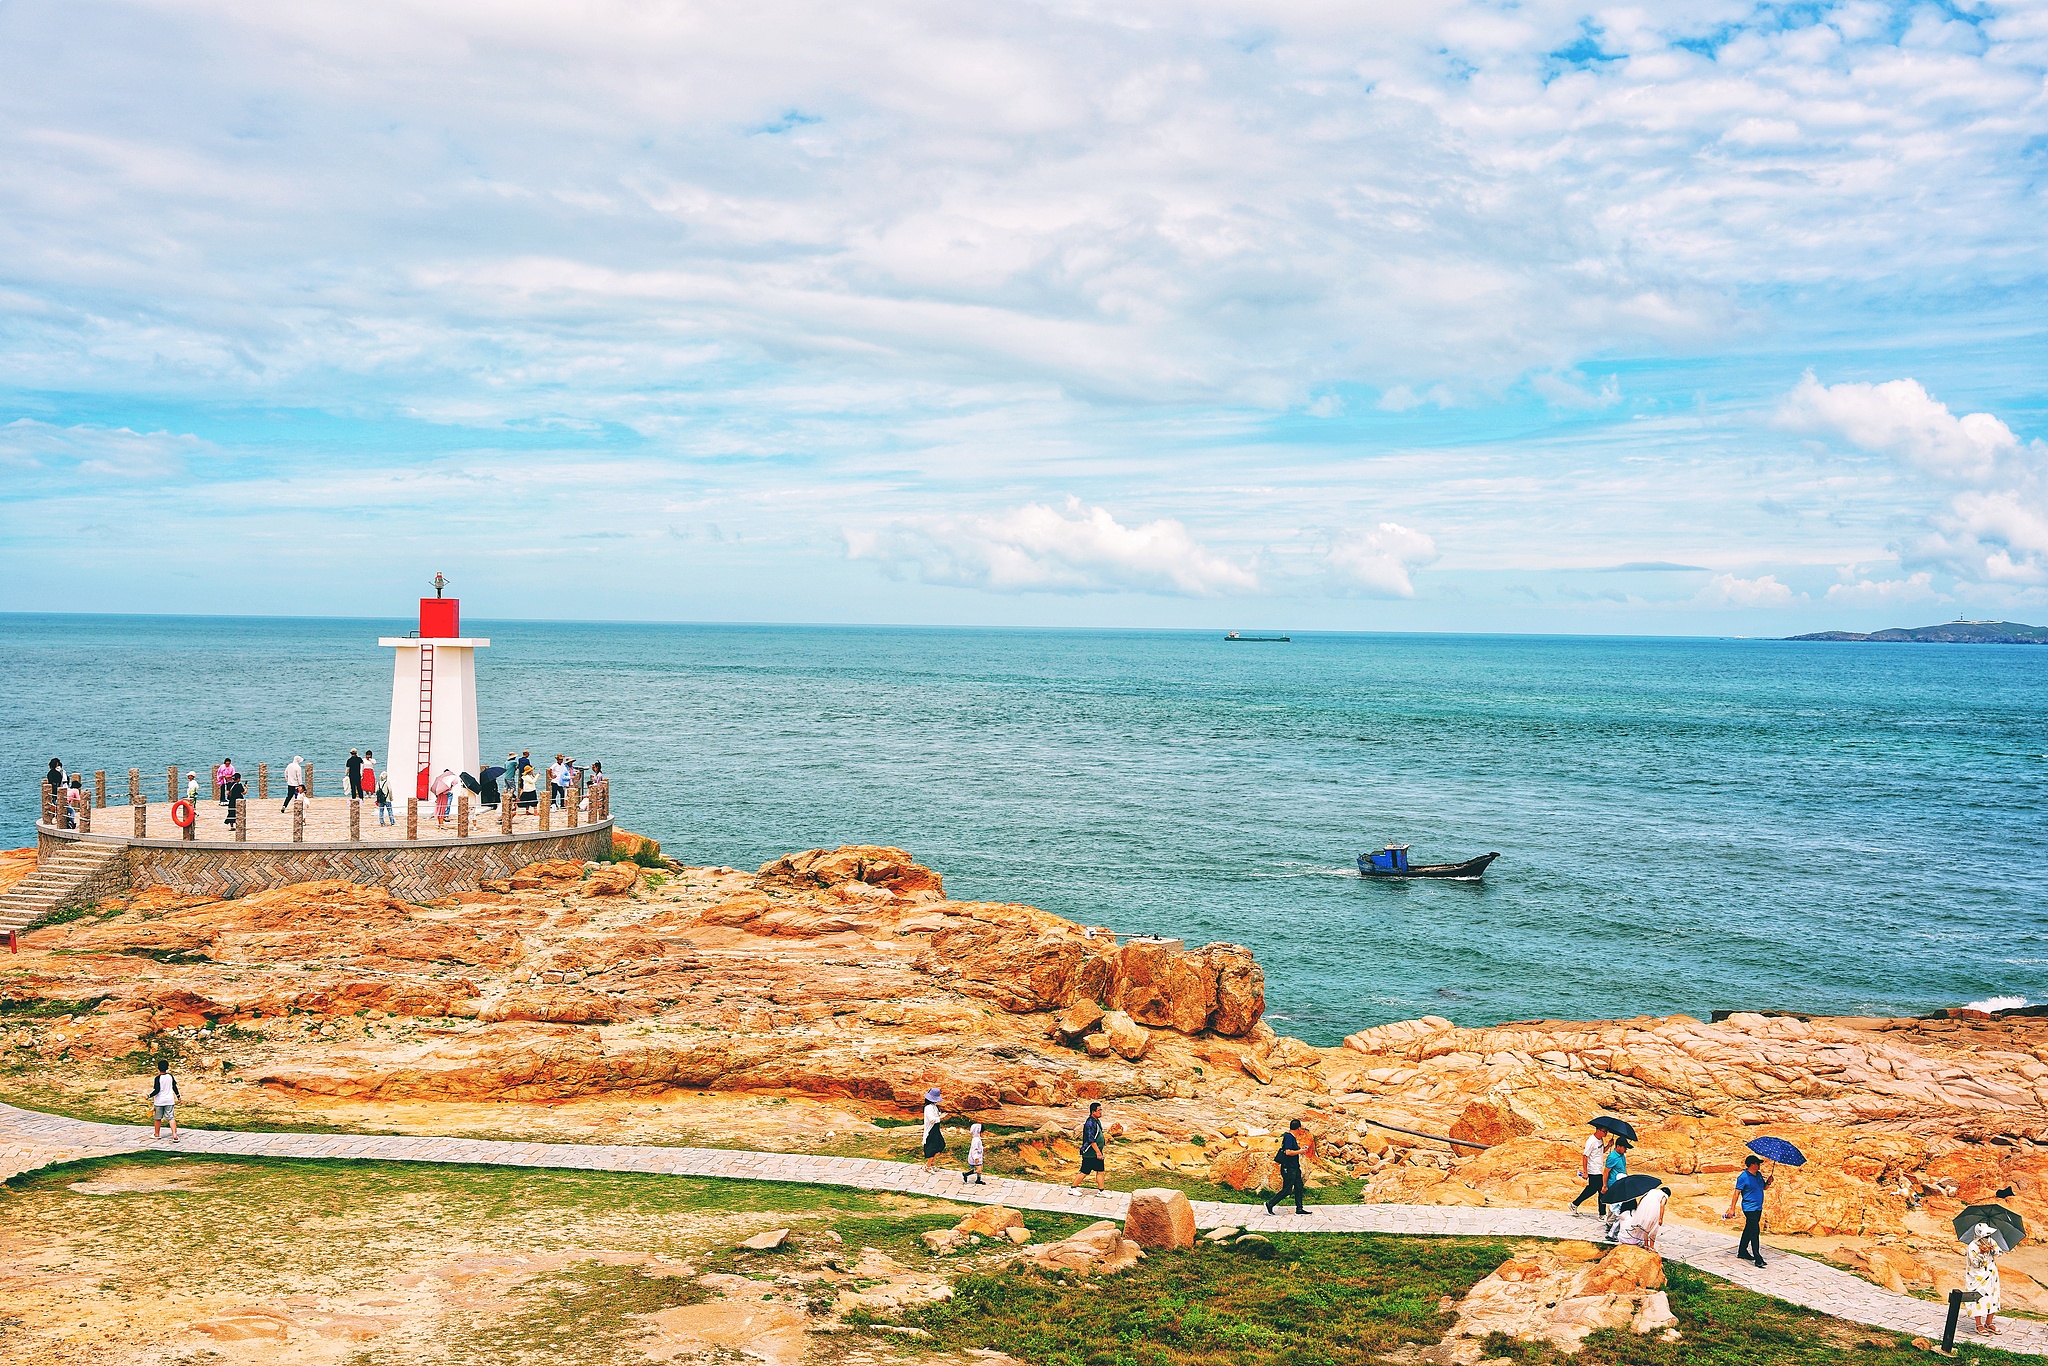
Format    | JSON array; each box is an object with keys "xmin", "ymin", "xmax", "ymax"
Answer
[
  {"xmin": 1571, "ymin": 1124, "xmax": 1610, "ymax": 1216},
  {"xmin": 1266, "ymin": 1118, "xmax": 1310, "ymax": 1215},
  {"xmin": 346, "ymin": 749, "xmax": 364, "ymax": 800},
  {"xmin": 1723, "ymin": 1154, "xmax": 1772, "ymax": 1267}
]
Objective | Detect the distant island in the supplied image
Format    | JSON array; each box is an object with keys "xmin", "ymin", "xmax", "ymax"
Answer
[{"xmin": 1787, "ymin": 619, "xmax": 2048, "ymax": 644}]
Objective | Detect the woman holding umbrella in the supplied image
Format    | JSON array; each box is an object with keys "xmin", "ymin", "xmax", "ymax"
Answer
[
  {"xmin": 1964, "ymin": 1229, "xmax": 2002, "ymax": 1335},
  {"xmin": 1953, "ymin": 1204, "xmax": 2024, "ymax": 1337}
]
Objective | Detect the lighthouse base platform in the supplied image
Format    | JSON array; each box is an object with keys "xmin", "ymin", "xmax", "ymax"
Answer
[{"xmin": 36, "ymin": 800, "xmax": 615, "ymax": 903}]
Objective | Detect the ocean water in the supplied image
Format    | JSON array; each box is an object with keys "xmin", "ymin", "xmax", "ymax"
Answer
[{"xmin": 4, "ymin": 614, "xmax": 2045, "ymax": 1045}]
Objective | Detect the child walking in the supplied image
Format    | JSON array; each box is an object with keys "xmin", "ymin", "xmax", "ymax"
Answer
[
  {"xmin": 148, "ymin": 1061, "xmax": 179, "ymax": 1141},
  {"xmin": 963, "ymin": 1122, "xmax": 986, "ymax": 1184}
]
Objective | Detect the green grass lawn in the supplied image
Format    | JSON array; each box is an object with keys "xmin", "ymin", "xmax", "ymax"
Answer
[{"xmin": 905, "ymin": 1235, "xmax": 2041, "ymax": 1366}]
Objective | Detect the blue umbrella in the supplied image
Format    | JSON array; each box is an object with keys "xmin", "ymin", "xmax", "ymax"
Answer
[{"xmin": 1747, "ymin": 1136, "xmax": 1806, "ymax": 1166}]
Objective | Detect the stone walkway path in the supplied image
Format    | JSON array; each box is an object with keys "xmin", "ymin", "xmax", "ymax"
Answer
[{"xmin": 1, "ymin": 1103, "xmax": 2038, "ymax": 1357}]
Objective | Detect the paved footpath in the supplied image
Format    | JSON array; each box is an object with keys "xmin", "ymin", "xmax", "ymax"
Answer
[{"xmin": 1, "ymin": 1103, "xmax": 2039, "ymax": 1357}]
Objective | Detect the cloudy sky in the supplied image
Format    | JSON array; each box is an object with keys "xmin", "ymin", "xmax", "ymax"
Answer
[{"xmin": 3, "ymin": 0, "xmax": 2045, "ymax": 633}]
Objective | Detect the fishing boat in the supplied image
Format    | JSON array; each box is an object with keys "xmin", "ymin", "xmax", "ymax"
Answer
[
  {"xmin": 1358, "ymin": 845, "xmax": 1500, "ymax": 880},
  {"xmin": 1225, "ymin": 631, "xmax": 1291, "ymax": 641}
]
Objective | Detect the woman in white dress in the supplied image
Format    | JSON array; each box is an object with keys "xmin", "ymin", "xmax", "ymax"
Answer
[
  {"xmin": 1965, "ymin": 1230, "xmax": 2002, "ymax": 1335},
  {"xmin": 1618, "ymin": 1185, "xmax": 1669, "ymax": 1253}
]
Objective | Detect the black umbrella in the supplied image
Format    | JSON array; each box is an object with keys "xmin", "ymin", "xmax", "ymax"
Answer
[
  {"xmin": 1603, "ymin": 1174, "xmax": 1663, "ymax": 1207},
  {"xmin": 480, "ymin": 765, "xmax": 506, "ymax": 781},
  {"xmin": 1954, "ymin": 1204, "xmax": 2025, "ymax": 1251},
  {"xmin": 1591, "ymin": 1116, "xmax": 1638, "ymax": 1143},
  {"xmin": 460, "ymin": 772, "xmax": 481, "ymax": 793}
]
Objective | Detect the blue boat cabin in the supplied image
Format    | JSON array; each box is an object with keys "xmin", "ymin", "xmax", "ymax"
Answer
[{"xmin": 1367, "ymin": 844, "xmax": 1410, "ymax": 872}]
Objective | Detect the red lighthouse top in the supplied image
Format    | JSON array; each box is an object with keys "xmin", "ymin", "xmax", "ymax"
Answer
[{"xmin": 419, "ymin": 597, "xmax": 460, "ymax": 638}]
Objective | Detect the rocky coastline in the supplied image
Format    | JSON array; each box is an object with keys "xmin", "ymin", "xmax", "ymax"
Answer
[{"xmin": 3, "ymin": 838, "xmax": 2045, "ymax": 1312}]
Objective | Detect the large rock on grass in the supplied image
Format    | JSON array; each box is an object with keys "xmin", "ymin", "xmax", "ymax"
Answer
[{"xmin": 1123, "ymin": 1189, "xmax": 1196, "ymax": 1250}]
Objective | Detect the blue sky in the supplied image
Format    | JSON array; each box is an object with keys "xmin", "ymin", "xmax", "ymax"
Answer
[{"xmin": 2, "ymin": 0, "xmax": 2046, "ymax": 633}]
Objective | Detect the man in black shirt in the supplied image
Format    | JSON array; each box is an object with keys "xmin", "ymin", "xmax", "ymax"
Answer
[{"xmin": 1266, "ymin": 1118, "xmax": 1310, "ymax": 1215}]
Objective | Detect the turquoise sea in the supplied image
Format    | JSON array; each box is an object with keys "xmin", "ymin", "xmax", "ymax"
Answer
[{"xmin": 4, "ymin": 614, "xmax": 2045, "ymax": 1045}]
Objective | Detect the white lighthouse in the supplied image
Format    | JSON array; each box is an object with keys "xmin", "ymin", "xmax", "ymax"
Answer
[{"xmin": 379, "ymin": 578, "xmax": 489, "ymax": 800}]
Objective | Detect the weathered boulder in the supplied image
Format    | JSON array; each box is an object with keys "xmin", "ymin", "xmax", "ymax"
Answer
[
  {"xmin": 1448, "ymin": 1099, "xmax": 1535, "ymax": 1151},
  {"xmin": 583, "ymin": 864, "xmax": 638, "ymax": 897},
  {"xmin": 1031, "ymin": 1221, "xmax": 1145, "ymax": 1276},
  {"xmin": 956, "ymin": 1205, "xmax": 1026, "ymax": 1238},
  {"xmin": 1113, "ymin": 939, "xmax": 1217, "ymax": 1034},
  {"xmin": 738, "ymin": 1228, "xmax": 789, "ymax": 1250},
  {"xmin": 1101, "ymin": 1010, "xmax": 1152, "ymax": 1061},
  {"xmin": 1580, "ymin": 1243, "xmax": 1664, "ymax": 1294},
  {"xmin": 1056, "ymin": 999, "xmax": 1105, "ymax": 1039},
  {"xmin": 756, "ymin": 846, "xmax": 943, "ymax": 898},
  {"xmin": 1123, "ymin": 1189, "xmax": 1196, "ymax": 1250},
  {"xmin": 510, "ymin": 860, "xmax": 587, "ymax": 890}
]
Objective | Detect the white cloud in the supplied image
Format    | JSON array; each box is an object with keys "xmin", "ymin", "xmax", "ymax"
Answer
[
  {"xmin": 1777, "ymin": 373, "xmax": 2018, "ymax": 483},
  {"xmin": 845, "ymin": 498, "xmax": 1259, "ymax": 597},
  {"xmin": 1777, "ymin": 374, "xmax": 2048, "ymax": 585},
  {"xmin": 0, "ymin": 418, "xmax": 206, "ymax": 480},
  {"xmin": 1322, "ymin": 523, "xmax": 1439, "ymax": 598},
  {"xmin": 1824, "ymin": 572, "xmax": 1939, "ymax": 607},
  {"xmin": 1529, "ymin": 371, "xmax": 1621, "ymax": 411},
  {"xmin": 1696, "ymin": 573, "xmax": 1800, "ymax": 608}
]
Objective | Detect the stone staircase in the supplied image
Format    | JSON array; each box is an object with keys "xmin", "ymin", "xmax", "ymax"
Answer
[{"xmin": 0, "ymin": 843, "xmax": 129, "ymax": 948}]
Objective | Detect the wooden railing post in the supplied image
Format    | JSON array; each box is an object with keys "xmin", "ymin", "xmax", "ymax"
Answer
[
  {"xmin": 128, "ymin": 769, "xmax": 140, "ymax": 805},
  {"xmin": 456, "ymin": 793, "xmax": 469, "ymax": 838},
  {"xmin": 348, "ymin": 799, "xmax": 361, "ymax": 841},
  {"xmin": 305, "ymin": 764, "xmax": 314, "ymax": 798},
  {"xmin": 94, "ymin": 771, "xmax": 106, "ymax": 808},
  {"xmin": 167, "ymin": 765, "xmax": 177, "ymax": 802},
  {"xmin": 538, "ymin": 787, "xmax": 550, "ymax": 832},
  {"xmin": 78, "ymin": 798, "xmax": 91, "ymax": 833},
  {"xmin": 233, "ymin": 798, "xmax": 246, "ymax": 842},
  {"xmin": 406, "ymin": 798, "xmax": 419, "ymax": 840},
  {"xmin": 134, "ymin": 800, "xmax": 146, "ymax": 838},
  {"xmin": 291, "ymin": 797, "xmax": 304, "ymax": 843}
]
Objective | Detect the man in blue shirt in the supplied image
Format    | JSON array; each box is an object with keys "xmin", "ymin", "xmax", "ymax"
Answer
[{"xmin": 1723, "ymin": 1154, "xmax": 1772, "ymax": 1267}]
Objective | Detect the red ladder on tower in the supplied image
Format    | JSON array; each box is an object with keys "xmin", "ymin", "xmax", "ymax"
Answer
[{"xmin": 414, "ymin": 643, "xmax": 435, "ymax": 799}]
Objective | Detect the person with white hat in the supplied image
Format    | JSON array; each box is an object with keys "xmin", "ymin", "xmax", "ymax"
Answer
[{"xmin": 921, "ymin": 1087, "xmax": 948, "ymax": 1170}]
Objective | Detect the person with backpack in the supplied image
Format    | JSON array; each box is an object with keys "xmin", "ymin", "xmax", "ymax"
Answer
[
  {"xmin": 1074, "ymin": 1101, "xmax": 1108, "ymax": 1190},
  {"xmin": 148, "ymin": 1061, "xmax": 180, "ymax": 1140},
  {"xmin": 1266, "ymin": 1118, "xmax": 1310, "ymax": 1215},
  {"xmin": 374, "ymin": 771, "xmax": 395, "ymax": 826}
]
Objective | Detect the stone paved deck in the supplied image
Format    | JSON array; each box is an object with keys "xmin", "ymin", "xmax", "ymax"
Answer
[
  {"xmin": 0, "ymin": 1103, "xmax": 2036, "ymax": 1355},
  {"xmin": 65, "ymin": 794, "xmax": 595, "ymax": 845}
]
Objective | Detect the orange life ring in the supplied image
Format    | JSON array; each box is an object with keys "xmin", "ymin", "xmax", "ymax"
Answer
[{"xmin": 170, "ymin": 800, "xmax": 196, "ymax": 828}]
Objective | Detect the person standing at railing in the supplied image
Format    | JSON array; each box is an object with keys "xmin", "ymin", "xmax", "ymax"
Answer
[
  {"xmin": 281, "ymin": 756, "xmax": 304, "ymax": 811},
  {"xmin": 346, "ymin": 748, "xmax": 364, "ymax": 800},
  {"xmin": 224, "ymin": 772, "xmax": 246, "ymax": 829},
  {"xmin": 45, "ymin": 758, "xmax": 64, "ymax": 807}
]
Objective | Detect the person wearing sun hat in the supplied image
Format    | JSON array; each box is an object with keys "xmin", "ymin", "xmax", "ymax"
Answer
[{"xmin": 921, "ymin": 1087, "xmax": 948, "ymax": 1170}]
